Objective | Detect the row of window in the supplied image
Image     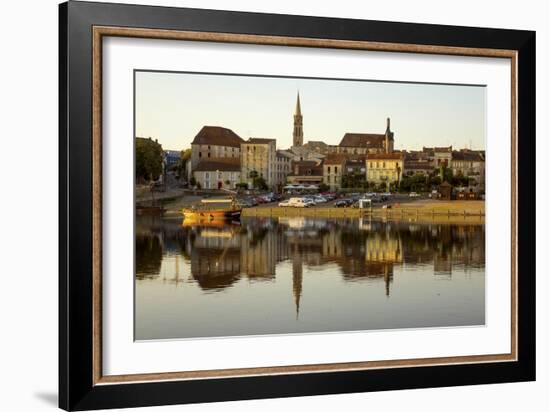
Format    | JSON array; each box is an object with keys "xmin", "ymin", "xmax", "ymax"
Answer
[
  {"xmin": 203, "ymin": 172, "xmax": 239, "ymax": 179},
  {"xmin": 368, "ymin": 161, "xmax": 400, "ymax": 169},
  {"xmin": 198, "ymin": 152, "xmax": 240, "ymax": 158},
  {"xmin": 201, "ymin": 145, "xmax": 238, "ymax": 151}
]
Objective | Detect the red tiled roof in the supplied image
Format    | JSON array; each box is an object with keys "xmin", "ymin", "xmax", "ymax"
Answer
[
  {"xmin": 323, "ymin": 154, "xmax": 347, "ymax": 165},
  {"xmin": 339, "ymin": 133, "xmax": 389, "ymax": 148},
  {"xmin": 451, "ymin": 151, "xmax": 484, "ymax": 162},
  {"xmin": 289, "ymin": 160, "xmax": 323, "ymax": 176},
  {"xmin": 191, "ymin": 126, "xmax": 244, "ymax": 148}
]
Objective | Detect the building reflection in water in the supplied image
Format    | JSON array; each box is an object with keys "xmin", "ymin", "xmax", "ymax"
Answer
[{"xmin": 136, "ymin": 216, "xmax": 485, "ymax": 317}]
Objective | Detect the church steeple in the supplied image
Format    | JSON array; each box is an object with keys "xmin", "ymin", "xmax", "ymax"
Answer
[{"xmin": 293, "ymin": 92, "xmax": 303, "ymax": 147}]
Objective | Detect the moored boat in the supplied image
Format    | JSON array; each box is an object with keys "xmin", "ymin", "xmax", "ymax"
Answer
[{"xmin": 182, "ymin": 197, "xmax": 241, "ymax": 221}]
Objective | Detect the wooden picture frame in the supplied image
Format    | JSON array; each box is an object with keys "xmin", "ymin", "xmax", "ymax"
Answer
[{"xmin": 59, "ymin": 1, "xmax": 535, "ymax": 410}]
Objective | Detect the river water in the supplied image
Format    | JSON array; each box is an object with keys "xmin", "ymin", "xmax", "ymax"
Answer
[{"xmin": 135, "ymin": 216, "xmax": 485, "ymax": 340}]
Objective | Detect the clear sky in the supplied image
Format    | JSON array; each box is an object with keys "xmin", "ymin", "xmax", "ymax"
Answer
[{"xmin": 135, "ymin": 70, "xmax": 486, "ymax": 152}]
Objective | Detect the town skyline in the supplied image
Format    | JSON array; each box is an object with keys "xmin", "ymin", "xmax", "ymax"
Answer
[{"xmin": 135, "ymin": 71, "xmax": 486, "ymax": 152}]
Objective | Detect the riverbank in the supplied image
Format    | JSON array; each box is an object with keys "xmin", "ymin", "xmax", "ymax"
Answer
[{"xmin": 241, "ymin": 200, "xmax": 484, "ymax": 224}]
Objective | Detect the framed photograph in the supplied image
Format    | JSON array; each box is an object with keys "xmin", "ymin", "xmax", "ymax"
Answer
[{"xmin": 59, "ymin": 1, "xmax": 535, "ymax": 410}]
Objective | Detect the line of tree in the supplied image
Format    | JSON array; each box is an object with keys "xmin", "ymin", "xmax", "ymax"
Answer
[{"xmin": 398, "ymin": 165, "xmax": 475, "ymax": 193}]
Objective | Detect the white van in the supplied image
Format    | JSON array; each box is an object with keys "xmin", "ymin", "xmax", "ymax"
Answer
[{"xmin": 288, "ymin": 197, "xmax": 311, "ymax": 208}]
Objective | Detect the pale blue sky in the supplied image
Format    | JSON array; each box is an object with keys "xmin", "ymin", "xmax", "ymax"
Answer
[{"xmin": 135, "ymin": 71, "xmax": 486, "ymax": 152}]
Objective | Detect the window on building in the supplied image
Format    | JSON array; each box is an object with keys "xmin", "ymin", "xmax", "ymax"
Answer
[
  {"xmin": 199, "ymin": 152, "xmax": 202, "ymax": 158},
  {"xmin": 383, "ymin": 162, "xmax": 386, "ymax": 168},
  {"xmin": 205, "ymin": 172, "xmax": 209, "ymax": 178},
  {"xmin": 207, "ymin": 153, "xmax": 210, "ymax": 158},
  {"xmin": 328, "ymin": 166, "xmax": 331, "ymax": 173},
  {"xmin": 335, "ymin": 167, "xmax": 338, "ymax": 173}
]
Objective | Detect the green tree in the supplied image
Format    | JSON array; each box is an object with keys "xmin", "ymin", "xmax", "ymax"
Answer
[
  {"xmin": 176, "ymin": 148, "xmax": 192, "ymax": 180},
  {"xmin": 180, "ymin": 148, "xmax": 192, "ymax": 163},
  {"xmin": 136, "ymin": 137, "xmax": 163, "ymax": 182},
  {"xmin": 429, "ymin": 175, "xmax": 442, "ymax": 187},
  {"xmin": 189, "ymin": 176, "xmax": 197, "ymax": 187},
  {"xmin": 254, "ymin": 176, "xmax": 268, "ymax": 191},
  {"xmin": 318, "ymin": 183, "xmax": 329, "ymax": 192},
  {"xmin": 439, "ymin": 165, "xmax": 453, "ymax": 183}
]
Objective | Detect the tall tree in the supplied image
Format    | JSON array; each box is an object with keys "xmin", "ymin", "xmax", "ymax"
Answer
[{"xmin": 136, "ymin": 137, "xmax": 163, "ymax": 182}]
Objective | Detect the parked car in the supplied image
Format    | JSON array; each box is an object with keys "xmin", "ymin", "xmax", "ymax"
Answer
[
  {"xmin": 245, "ymin": 197, "xmax": 258, "ymax": 207},
  {"xmin": 287, "ymin": 197, "xmax": 312, "ymax": 208},
  {"xmin": 278, "ymin": 200, "xmax": 291, "ymax": 207},
  {"xmin": 303, "ymin": 197, "xmax": 316, "ymax": 207},
  {"xmin": 236, "ymin": 198, "xmax": 255, "ymax": 208},
  {"xmin": 313, "ymin": 195, "xmax": 327, "ymax": 203},
  {"xmin": 335, "ymin": 199, "xmax": 353, "ymax": 208},
  {"xmin": 409, "ymin": 192, "xmax": 420, "ymax": 198}
]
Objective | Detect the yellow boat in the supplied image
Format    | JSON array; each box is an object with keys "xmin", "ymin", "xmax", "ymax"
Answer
[{"xmin": 182, "ymin": 198, "xmax": 241, "ymax": 221}]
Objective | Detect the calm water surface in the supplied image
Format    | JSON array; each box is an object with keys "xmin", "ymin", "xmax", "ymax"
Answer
[{"xmin": 135, "ymin": 216, "xmax": 485, "ymax": 340}]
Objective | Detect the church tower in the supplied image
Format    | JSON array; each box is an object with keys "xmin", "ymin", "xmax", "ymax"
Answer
[{"xmin": 293, "ymin": 92, "xmax": 304, "ymax": 147}]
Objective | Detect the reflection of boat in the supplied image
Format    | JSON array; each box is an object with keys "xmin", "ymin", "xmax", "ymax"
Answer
[
  {"xmin": 182, "ymin": 219, "xmax": 240, "ymax": 228},
  {"xmin": 136, "ymin": 205, "xmax": 165, "ymax": 216},
  {"xmin": 182, "ymin": 198, "xmax": 241, "ymax": 221}
]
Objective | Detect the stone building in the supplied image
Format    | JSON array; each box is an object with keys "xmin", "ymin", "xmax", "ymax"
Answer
[
  {"xmin": 433, "ymin": 146, "xmax": 453, "ymax": 167},
  {"xmin": 450, "ymin": 149, "xmax": 485, "ymax": 189},
  {"xmin": 403, "ymin": 158, "xmax": 434, "ymax": 177},
  {"xmin": 303, "ymin": 140, "xmax": 328, "ymax": 155},
  {"xmin": 190, "ymin": 126, "xmax": 244, "ymax": 172},
  {"xmin": 286, "ymin": 160, "xmax": 324, "ymax": 186},
  {"xmin": 335, "ymin": 118, "xmax": 395, "ymax": 155},
  {"xmin": 274, "ymin": 150, "xmax": 294, "ymax": 191},
  {"xmin": 240, "ymin": 138, "xmax": 277, "ymax": 189},
  {"xmin": 366, "ymin": 153, "xmax": 404, "ymax": 189},
  {"xmin": 322, "ymin": 154, "xmax": 346, "ymax": 191},
  {"xmin": 192, "ymin": 158, "xmax": 241, "ymax": 190}
]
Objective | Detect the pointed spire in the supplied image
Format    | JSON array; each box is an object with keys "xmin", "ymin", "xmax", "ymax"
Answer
[
  {"xmin": 293, "ymin": 91, "xmax": 304, "ymax": 147},
  {"xmin": 386, "ymin": 117, "xmax": 391, "ymax": 133},
  {"xmin": 295, "ymin": 91, "xmax": 302, "ymax": 116}
]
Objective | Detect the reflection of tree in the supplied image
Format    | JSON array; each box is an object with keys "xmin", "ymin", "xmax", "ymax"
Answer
[
  {"xmin": 191, "ymin": 249, "xmax": 241, "ymax": 291},
  {"xmin": 135, "ymin": 235, "xmax": 162, "ymax": 279}
]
